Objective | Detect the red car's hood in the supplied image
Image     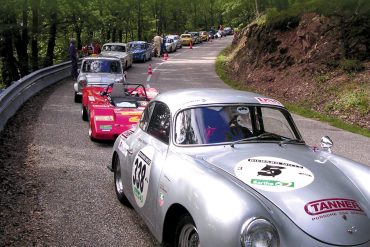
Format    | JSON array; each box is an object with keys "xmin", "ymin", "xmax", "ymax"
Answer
[{"xmin": 202, "ymin": 144, "xmax": 370, "ymax": 246}]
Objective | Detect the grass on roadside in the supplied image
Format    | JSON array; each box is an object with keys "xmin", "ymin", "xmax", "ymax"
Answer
[{"xmin": 216, "ymin": 47, "xmax": 370, "ymax": 138}]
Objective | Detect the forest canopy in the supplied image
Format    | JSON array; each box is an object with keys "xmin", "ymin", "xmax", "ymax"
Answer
[{"xmin": 1, "ymin": 0, "xmax": 369, "ymax": 88}]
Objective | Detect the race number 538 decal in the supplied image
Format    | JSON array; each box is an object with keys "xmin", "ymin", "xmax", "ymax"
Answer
[{"xmin": 131, "ymin": 146, "xmax": 155, "ymax": 208}]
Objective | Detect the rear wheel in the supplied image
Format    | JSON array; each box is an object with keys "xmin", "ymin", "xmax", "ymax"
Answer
[
  {"xmin": 74, "ymin": 93, "xmax": 81, "ymax": 103},
  {"xmin": 175, "ymin": 214, "xmax": 200, "ymax": 247},
  {"xmin": 82, "ymin": 106, "xmax": 88, "ymax": 121},
  {"xmin": 113, "ymin": 154, "xmax": 130, "ymax": 205}
]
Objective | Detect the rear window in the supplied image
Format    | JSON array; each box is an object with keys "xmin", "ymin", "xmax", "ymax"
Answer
[
  {"xmin": 81, "ymin": 59, "xmax": 122, "ymax": 73},
  {"xmin": 102, "ymin": 45, "xmax": 126, "ymax": 52},
  {"xmin": 181, "ymin": 34, "xmax": 191, "ymax": 38}
]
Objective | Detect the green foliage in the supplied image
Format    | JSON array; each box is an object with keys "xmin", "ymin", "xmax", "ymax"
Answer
[
  {"xmin": 325, "ymin": 84, "xmax": 370, "ymax": 116},
  {"xmin": 315, "ymin": 74, "xmax": 330, "ymax": 84},
  {"xmin": 339, "ymin": 59, "xmax": 363, "ymax": 72}
]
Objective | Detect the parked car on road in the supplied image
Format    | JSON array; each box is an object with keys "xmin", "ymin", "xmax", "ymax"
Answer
[
  {"xmin": 180, "ymin": 34, "xmax": 194, "ymax": 46},
  {"xmin": 110, "ymin": 87, "xmax": 370, "ymax": 247},
  {"xmin": 164, "ymin": 37, "xmax": 177, "ymax": 53},
  {"xmin": 188, "ymin": 31, "xmax": 202, "ymax": 44},
  {"xmin": 73, "ymin": 55, "xmax": 125, "ymax": 102},
  {"xmin": 167, "ymin": 35, "xmax": 182, "ymax": 49},
  {"xmin": 199, "ymin": 31, "xmax": 209, "ymax": 42},
  {"xmin": 128, "ymin": 41, "xmax": 152, "ymax": 63},
  {"xmin": 101, "ymin": 43, "xmax": 133, "ymax": 71},
  {"xmin": 224, "ymin": 27, "xmax": 234, "ymax": 35}
]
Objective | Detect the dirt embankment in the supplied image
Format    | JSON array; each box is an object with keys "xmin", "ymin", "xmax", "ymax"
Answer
[{"xmin": 228, "ymin": 13, "xmax": 370, "ymax": 129}]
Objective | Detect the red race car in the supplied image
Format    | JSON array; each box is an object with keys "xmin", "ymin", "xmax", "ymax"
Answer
[{"xmin": 81, "ymin": 82, "xmax": 159, "ymax": 141}]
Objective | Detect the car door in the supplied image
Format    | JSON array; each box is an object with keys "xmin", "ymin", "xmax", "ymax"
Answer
[{"xmin": 126, "ymin": 101, "xmax": 171, "ymax": 230}]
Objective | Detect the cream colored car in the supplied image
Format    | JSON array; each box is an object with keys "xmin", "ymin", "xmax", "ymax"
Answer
[{"xmin": 101, "ymin": 43, "xmax": 133, "ymax": 71}]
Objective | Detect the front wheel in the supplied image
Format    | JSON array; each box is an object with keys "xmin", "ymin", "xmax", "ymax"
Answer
[
  {"xmin": 175, "ymin": 214, "xmax": 200, "ymax": 247},
  {"xmin": 74, "ymin": 93, "xmax": 81, "ymax": 103},
  {"xmin": 113, "ymin": 154, "xmax": 131, "ymax": 205},
  {"xmin": 82, "ymin": 106, "xmax": 88, "ymax": 121}
]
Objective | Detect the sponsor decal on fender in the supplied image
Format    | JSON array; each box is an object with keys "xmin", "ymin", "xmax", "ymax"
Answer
[
  {"xmin": 95, "ymin": 115, "xmax": 114, "ymax": 121},
  {"xmin": 121, "ymin": 129, "xmax": 134, "ymax": 138},
  {"xmin": 121, "ymin": 111, "xmax": 142, "ymax": 116},
  {"xmin": 129, "ymin": 116, "xmax": 140, "ymax": 123},
  {"xmin": 304, "ymin": 198, "xmax": 364, "ymax": 216}
]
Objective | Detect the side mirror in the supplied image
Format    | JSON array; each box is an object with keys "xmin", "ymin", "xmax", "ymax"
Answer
[{"xmin": 321, "ymin": 136, "xmax": 333, "ymax": 153}]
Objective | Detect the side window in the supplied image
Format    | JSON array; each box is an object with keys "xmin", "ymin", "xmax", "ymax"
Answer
[
  {"xmin": 147, "ymin": 103, "xmax": 171, "ymax": 144},
  {"xmin": 139, "ymin": 103, "xmax": 155, "ymax": 131}
]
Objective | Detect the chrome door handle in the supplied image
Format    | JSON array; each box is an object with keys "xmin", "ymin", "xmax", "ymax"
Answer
[{"xmin": 127, "ymin": 149, "xmax": 133, "ymax": 155}]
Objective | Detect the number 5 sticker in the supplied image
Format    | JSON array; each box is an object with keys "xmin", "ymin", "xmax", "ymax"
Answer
[{"xmin": 132, "ymin": 146, "xmax": 155, "ymax": 208}]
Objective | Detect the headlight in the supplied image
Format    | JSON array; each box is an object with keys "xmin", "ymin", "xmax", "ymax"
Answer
[{"xmin": 240, "ymin": 218, "xmax": 279, "ymax": 247}]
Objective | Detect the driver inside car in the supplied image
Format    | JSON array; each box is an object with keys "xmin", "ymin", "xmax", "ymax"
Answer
[{"xmin": 229, "ymin": 112, "xmax": 253, "ymax": 139}]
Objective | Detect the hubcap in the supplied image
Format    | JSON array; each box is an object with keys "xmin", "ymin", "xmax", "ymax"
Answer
[
  {"xmin": 178, "ymin": 223, "xmax": 199, "ymax": 247},
  {"xmin": 114, "ymin": 158, "xmax": 124, "ymax": 194}
]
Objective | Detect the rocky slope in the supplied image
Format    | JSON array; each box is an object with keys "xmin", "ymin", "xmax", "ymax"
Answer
[{"xmin": 227, "ymin": 13, "xmax": 370, "ymax": 129}]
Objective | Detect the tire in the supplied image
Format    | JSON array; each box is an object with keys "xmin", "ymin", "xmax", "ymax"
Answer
[
  {"xmin": 113, "ymin": 154, "xmax": 131, "ymax": 205},
  {"xmin": 88, "ymin": 126, "xmax": 96, "ymax": 142},
  {"xmin": 82, "ymin": 106, "xmax": 88, "ymax": 121},
  {"xmin": 175, "ymin": 214, "xmax": 199, "ymax": 247},
  {"xmin": 74, "ymin": 93, "xmax": 81, "ymax": 103}
]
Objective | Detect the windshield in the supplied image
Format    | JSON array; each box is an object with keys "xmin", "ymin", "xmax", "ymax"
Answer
[
  {"xmin": 102, "ymin": 45, "xmax": 126, "ymax": 52},
  {"xmin": 174, "ymin": 105, "xmax": 301, "ymax": 145},
  {"xmin": 130, "ymin": 43, "xmax": 145, "ymax": 50},
  {"xmin": 81, "ymin": 59, "xmax": 122, "ymax": 73}
]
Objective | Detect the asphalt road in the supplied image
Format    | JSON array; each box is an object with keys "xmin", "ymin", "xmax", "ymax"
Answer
[{"xmin": 2, "ymin": 35, "xmax": 369, "ymax": 246}]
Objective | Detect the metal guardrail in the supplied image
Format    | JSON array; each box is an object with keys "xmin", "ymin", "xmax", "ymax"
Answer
[{"xmin": 0, "ymin": 61, "xmax": 72, "ymax": 132}]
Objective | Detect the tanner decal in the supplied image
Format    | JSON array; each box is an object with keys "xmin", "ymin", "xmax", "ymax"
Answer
[
  {"xmin": 304, "ymin": 198, "xmax": 366, "ymax": 221},
  {"xmin": 234, "ymin": 156, "xmax": 314, "ymax": 192},
  {"xmin": 132, "ymin": 146, "xmax": 155, "ymax": 208}
]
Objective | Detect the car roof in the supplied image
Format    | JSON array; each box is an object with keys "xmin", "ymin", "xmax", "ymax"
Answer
[
  {"xmin": 102, "ymin": 43, "xmax": 127, "ymax": 46},
  {"xmin": 128, "ymin": 41, "xmax": 147, "ymax": 44},
  {"xmin": 82, "ymin": 55, "xmax": 121, "ymax": 61},
  {"xmin": 154, "ymin": 88, "xmax": 284, "ymax": 113}
]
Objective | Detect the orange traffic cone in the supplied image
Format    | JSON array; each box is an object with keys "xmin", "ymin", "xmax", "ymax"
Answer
[
  {"xmin": 190, "ymin": 41, "xmax": 193, "ymax": 49},
  {"xmin": 148, "ymin": 64, "xmax": 153, "ymax": 75},
  {"xmin": 164, "ymin": 53, "xmax": 168, "ymax": 61}
]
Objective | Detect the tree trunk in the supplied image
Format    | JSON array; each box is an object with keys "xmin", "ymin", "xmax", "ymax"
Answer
[
  {"xmin": 137, "ymin": 0, "xmax": 143, "ymax": 40},
  {"xmin": 0, "ymin": 26, "xmax": 20, "ymax": 87},
  {"xmin": 44, "ymin": 2, "xmax": 57, "ymax": 67},
  {"xmin": 255, "ymin": 0, "xmax": 260, "ymax": 17},
  {"xmin": 118, "ymin": 30, "xmax": 123, "ymax": 42},
  {"xmin": 14, "ymin": 0, "xmax": 29, "ymax": 77},
  {"xmin": 112, "ymin": 28, "xmax": 116, "ymax": 42},
  {"xmin": 31, "ymin": 0, "xmax": 40, "ymax": 71}
]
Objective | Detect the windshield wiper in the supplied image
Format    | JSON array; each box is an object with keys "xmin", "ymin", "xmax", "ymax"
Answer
[
  {"xmin": 279, "ymin": 138, "xmax": 305, "ymax": 146},
  {"xmin": 230, "ymin": 132, "xmax": 283, "ymax": 147}
]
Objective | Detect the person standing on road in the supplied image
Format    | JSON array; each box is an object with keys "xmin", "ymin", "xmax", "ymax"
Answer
[
  {"xmin": 69, "ymin": 38, "xmax": 78, "ymax": 80},
  {"xmin": 153, "ymin": 34, "xmax": 162, "ymax": 57}
]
